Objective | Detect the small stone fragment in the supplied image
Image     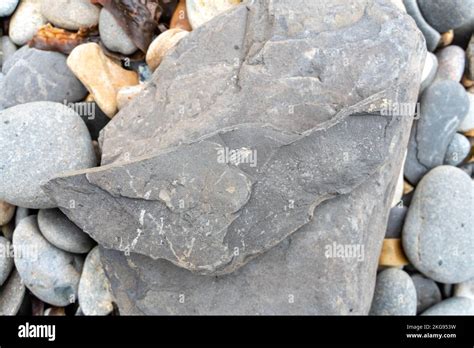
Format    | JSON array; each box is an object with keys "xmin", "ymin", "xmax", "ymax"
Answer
[
  {"xmin": 99, "ymin": 8, "xmax": 137, "ymax": 55},
  {"xmin": 0, "ymin": 269, "xmax": 25, "ymax": 315},
  {"xmin": 434, "ymin": 45, "xmax": 466, "ymax": 82},
  {"xmin": 378, "ymin": 239, "xmax": 409, "ymax": 266}
]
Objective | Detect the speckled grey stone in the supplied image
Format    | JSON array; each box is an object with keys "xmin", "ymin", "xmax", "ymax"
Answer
[
  {"xmin": 38, "ymin": 209, "xmax": 94, "ymax": 254},
  {"xmin": 421, "ymin": 297, "xmax": 474, "ymax": 315},
  {"xmin": 385, "ymin": 206, "xmax": 408, "ymax": 238},
  {"xmin": 41, "ymin": 0, "xmax": 99, "ymax": 31},
  {"xmin": 0, "ymin": 102, "xmax": 97, "ymax": 209},
  {"xmin": 434, "ymin": 45, "xmax": 466, "ymax": 82},
  {"xmin": 418, "ymin": 0, "xmax": 474, "ymax": 33},
  {"xmin": 405, "ymin": 80, "xmax": 470, "ymax": 184},
  {"xmin": 369, "ymin": 268, "xmax": 417, "ymax": 315},
  {"xmin": 403, "ymin": 166, "xmax": 474, "ymax": 283},
  {"xmin": 0, "ymin": 269, "xmax": 25, "ymax": 315},
  {"xmin": 0, "ymin": 0, "xmax": 19, "ymax": 17},
  {"xmin": 99, "ymin": 8, "xmax": 137, "ymax": 55},
  {"xmin": 411, "ymin": 273, "xmax": 442, "ymax": 314},
  {"xmin": 0, "ymin": 46, "xmax": 87, "ymax": 108},
  {"xmin": 403, "ymin": 0, "xmax": 440, "ymax": 52},
  {"xmin": 0, "ymin": 236, "xmax": 13, "ymax": 286},
  {"xmin": 78, "ymin": 247, "xmax": 114, "ymax": 316},
  {"xmin": 13, "ymin": 215, "xmax": 84, "ymax": 306},
  {"xmin": 444, "ymin": 133, "xmax": 471, "ymax": 166},
  {"xmin": 454, "ymin": 278, "xmax": 474, "ymax": 300}
]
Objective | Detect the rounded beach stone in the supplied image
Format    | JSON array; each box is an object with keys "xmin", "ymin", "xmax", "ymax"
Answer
[
  {"xmin": 1, "ymin": 36, "xmax": 18, "ymax": 67},
  {"xmin": 41, "ymin": 0, "xmax": 100, "ymax": 31},
  {"xmin": 418, "ymin": 0, "xmax": 474, "ymax": 33},
  {"xmin": 99, "ymin": 8, "xmax": 137, "ymax": 55},
  {"xmin": 13, "ymin": 216, "xmax": 84, "ymax": 306},
  {"xmin": 411, "ymin": 273, "xmax": 442, "ymax": 314},
  {"xmin": 0, "ymin": 236, "xmax": 13, "ymax": 286},
  {"xmin": 38, "ymin": 209, "xmax": 95, "ymax": 254},
  {"xmin": 369, "ymin": 268, "xmax": 417, "ymax": 315},
  {"xmin": 9, "ymin": 0, "xmax": 47, "ymax": 46},
  {"xmin": 0, "ymin": 102, "xmax": 97, "ymax": 209},
  {"xmin": 0, "ymin": 269, "xmax": 25, "ymax": 315},
  {"xmin": 78, "ymin": 246, "xmax": 115, "ymax": 316},
  {"xmin": 0, "ymin": 0, "xmax": 19, "ymax": 17},
  {"xmin": 402, "ymin": 166, "xmax": 474, "ymax": 283},
  {"xmin": 444, "ymin": 133, "xmax": 471, "ymax": 166},
  {"xmin": 421, "ymin": 297, "xmax": 474, "ymax": 315},
  {"xmin": 0, "ymin": 201, "xmax": 15, "ymax": 226},
  {"xmin": 434, "ymin": 45, "xmax": 466, "ymax": 82},
  {"xmin": 402, "ymin": 0, "xmax": 440, "ymax": 52},
  {"xmin": 385, "ymin": 206, "xmax": 408, "ymax": 238}
]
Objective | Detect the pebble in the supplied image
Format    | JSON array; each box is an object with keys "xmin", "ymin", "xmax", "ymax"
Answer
[
  {"xmin": 0, "ymin": 269, "xmax": 25, "ymax": 315},
  {"xmin": 402, "ymin": 0, "xmax": 440, "ymax": 52},
  {"xmin": 99, "ymin": 8, "xmax": 137, "ymax": 55},
  {"xmin": 404, "ymin": 80, "xmax": 470, "ymax": 184},
  {"xmin": 458, "ymin": 92, "xmax": 474, "ymax": 133},
  {"xmin": 411, "ymin": 274, "xmax": 442, "ymax": 314},
  {"xmin": 402, "ymin": 166, "xmax": 474, "ymax": 284},
  {"xmin": 0, "ymin": 0, "xmax": 19, "ymax": 17},
  {"xmin": 14, "ymin": 207, "xmax": 31, "ymax": 227},
  {"xmin": 434, "ymin": 45, "xmax": 466, "ymax": 82},
  {"xmin": 9, "ymin": 0, "xmax": 47, "ymax": 46},
  {"xmin": 369, "ymin": 268, "xmax": 417, "ymax": 315},
  {"xmin": 385, "ymin": 206, "xmax": 408, "ymax": 238},
  {"xmin": 420, "ymin": 52, "xmax": 438, "ymax": 93},
  {"xmin": 67, "ymin": 43, "xmax": 139, "ymax": 118},
  {"xmin": 41, "ymin": 0, "xmax": 100, "ymax": 31},
  {"xmin": 467, "ymin": 35, "xmax": 474, "ymax": 80},
  {"xmin": 0, "ymin": 102, "xmax": 97, "ymax": 209},
  {"xmin": 146, "ymin": 29, "xmax": 189, "ymax": 72},
  {"xmin": 454, "ymin": 278, "xmax": 474, "ymax": 300},
  {"xmin": 38, "ymin": 209, "xmax": 95, "ymax": 254},
  {"xmin": 13, "ymin": 215, "xmax": 84, "ymax": 306},
  {"xmin": 422, "ymin": 297, "xmax": 474, "ymax": 315},
  {"xmin": 0, "ymin": 201, "xmax": 15, "ymax": 226},
  {"xmin": 1, "ymin": 36, "xmax": 18, "ymax": 68},
  {"xmin": 186, "ymin": 0, "xmax": 241, "ymax": 29},
  {"xmin": 378, "ymin": 239, "xmax": 409, "ymax": 267},
  {"xmin": 444, "ymin": 133, "xmax": 471, "ymax": 165},
  {"xmin": 417, "ymin": 0, "xmax": 474, "ymax": 33},
  {"xmin": 116, "ymin": 84, "xmax": 145, "ymax": 110},
  {"xmin": 78, "ymin": 247, "xmax": 115, "ymax": 316},
  {"xmin": 0, "ymin": 236, "xmax": 13, "ymax": 286},
  {"xmin": 0, "ymin": 46, "xmax": 87, "ymax": 109}
]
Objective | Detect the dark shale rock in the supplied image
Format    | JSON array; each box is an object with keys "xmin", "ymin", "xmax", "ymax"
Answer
[{"xmin": 44, "ymin": 0, "xmax": 425, "ymax": 313}]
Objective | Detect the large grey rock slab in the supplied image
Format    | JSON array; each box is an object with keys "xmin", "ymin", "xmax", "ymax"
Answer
[
  {"xmin": 0, "ymin": 102, "xmax": 97, "ymax": 209},
  {"xmin": 0, "ymin": 46, "xmax": 87, "ymax": 109},
  {"xmin": 45, "ymin": 0, "xmax": 425, "ymax": 313}
]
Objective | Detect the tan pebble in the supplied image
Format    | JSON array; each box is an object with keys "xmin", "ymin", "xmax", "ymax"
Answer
[
  {"xmin": 85, "ymin": 94, "xmax": 95, "ymax": 102},
  {"xmin": 464, "ymin": 129, "xmax": 474, "ymax": 137},
  {"xmin": 403, "ymin": 180, "xmax": 414, "ymax": 195},
  {"xmin": 379, "ymin": 239, "xmax": 409, "ymax": 267},
  {"xmin": 186, "ymin": 0, "xmax": 242, "ymax": 29},
  {"xmin": 67, "ymin": 43, "xmax": 139, "ymax": 118},
  {"xmin": 0, "ymin": 201, "xmax": 15, "ymax": 226},
  {"xmin": 146, "ymin": 29, "xmax": 189, "ymax": 72},
  {"xmin": 171, "ymin": 0, "xmax": 192, "ymax": 31},
  {"xmin": 462, "ymin": 75, "xmax": 474, "ymax": 88},
  {"xmin": 117, "ymin": 84, "xmax": 145, "ymax": 110},
  {"xmin": 440, "ymin": 30, "xmax": 454, "ymax": 47}
]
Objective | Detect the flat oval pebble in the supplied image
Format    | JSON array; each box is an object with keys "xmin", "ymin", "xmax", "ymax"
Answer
[
  {"xmin": 38, "ymin": 209, "xmax": 94, "ymax": 254},
  {"xmin": 9, "ymin": 0, "xmax": 46, "ymax": 46},
  {"xmin": 434, "ymin": 45, "xmax": 466, "ymax": 82},
  {"xmin": 99, "ymin": 8, "xmax": 137, "ymax": 55},
  {"xmin": 405, "ymin": 80, "xmax": 470, "ymax": 184},
  {"xmin": 0, "ymin": 0, "xmax": 19, "ymax": 17},
  {"xmin": 0, "ymin": 269, "xmax": 25, "ymax": 315},
  {"xmin": 458, "ymin": 92, "xmax": 474, "ymax": 133},
  {"xmin": 78, "ymin": 246, "xmax": 115, "ymax": 316},
  {"xmin": 402, "ymin": 0, "xmax": 440, "ymax": 52},
  {"xmin": 454, "ymin": 278, "xmax": 474, "ymax": 300},
  {"xmin": 369, "ymin": 268, "xmax": 417, "ymax": 315},
  {"xmin": 186, "ymin": 0, "xmax": 241, "ymax": 29},
  {"xmin": 13, "ymin": 215, "xmax": 84, "ymax": 306},
  {"xmin": 0, "ymin": 236, "xmax": 13, "ymax": 286},
  {"xmin": 0, "ymin": 201, "xmax": 15, "ymax": 226},
  {"xmin": 418, "ymin": 0, "xmax": 474, "ymax": 33},
  {"xmin": 0, "ymin": 46, "xmax": 87, "ymax": 109},
  {"xmin": 444, "ymin": 133, "xmax": 471, "ymax": 166},
  {"xmin": 411, "ymin": 273, "xmax": 442, "ymax": 314},
  {"xmin": 403, "ymin": 166, "xmax": 474, "ymax": 283},
  {"xmin": 41, "ymin": 0, "xmax": 100, "ymax": 31},
  {"xmin": 421, "ymin": 297, "xmax": 474, "ymax": 315},
  {"xmin": 0, "ymin": 102, "xmax": 97, "ymax": 209}
]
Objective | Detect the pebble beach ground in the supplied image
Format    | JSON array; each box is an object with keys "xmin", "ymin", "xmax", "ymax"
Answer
[{"xmin": 0, "ymin": 0, "xmax": 473, "ymax": 317}]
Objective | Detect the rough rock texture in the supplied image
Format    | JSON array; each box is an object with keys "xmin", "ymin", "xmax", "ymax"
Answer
[{"xmin": 45, "ymin": 0, "xmax": 425, "ymax": 314}]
